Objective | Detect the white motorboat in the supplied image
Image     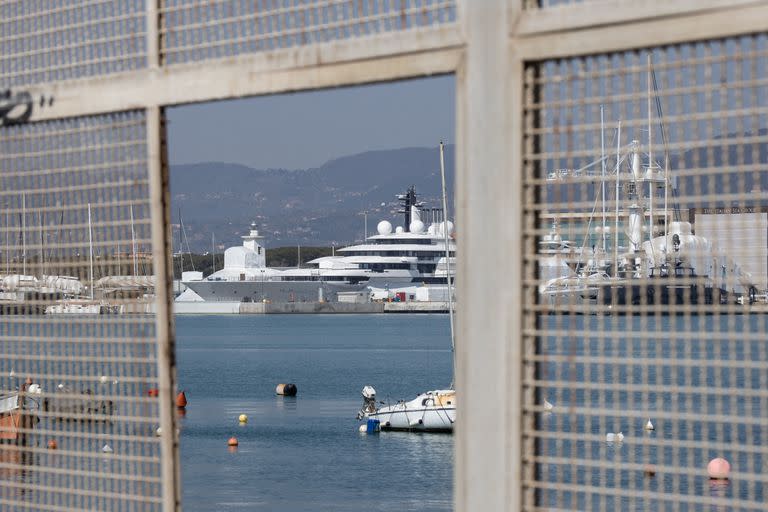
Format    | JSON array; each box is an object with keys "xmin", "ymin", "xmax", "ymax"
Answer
[{"xmin": 356, "ymin": 142, "xmax": 457, "ymax": 433}]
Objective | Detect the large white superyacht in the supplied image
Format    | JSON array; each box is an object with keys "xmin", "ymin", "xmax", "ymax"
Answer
[{"xmin": 179, "ymin": 186, "xmax": 456, "ymax": 303}]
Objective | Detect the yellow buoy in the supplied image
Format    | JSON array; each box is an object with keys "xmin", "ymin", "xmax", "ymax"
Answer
[{"xmin": 238, "ymin": 414, "xmax": 248, "ymax": 424}]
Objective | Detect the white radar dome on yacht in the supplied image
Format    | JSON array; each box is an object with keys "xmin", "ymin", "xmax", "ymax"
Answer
[
  {"xmin": 439, "ymin": 221, "xmax": 455, "ymax": 236},
  {"xmin": 377, "ymin": 220, "xmax": 392, "ymax": 235},
  {"xmin": 409, "ymin": 220, "xmax": 425, "ymax": 233},
  {"xmin": 395, "ymin": 226, "xmax": 404, "ymax": 234}
]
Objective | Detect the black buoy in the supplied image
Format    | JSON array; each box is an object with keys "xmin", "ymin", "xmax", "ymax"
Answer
[{"xmin": 275, "ymin": 383, "xmax": 297, "ymax": 396}]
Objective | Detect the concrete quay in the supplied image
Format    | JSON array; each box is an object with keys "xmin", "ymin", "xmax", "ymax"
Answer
[{"xmin": 172, "ymin": 301, "xmax": 450, "ymax": 314}]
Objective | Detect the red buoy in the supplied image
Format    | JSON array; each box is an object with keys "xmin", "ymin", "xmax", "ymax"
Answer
[
  {"xmin": 147, "ymin": 388, "xmax": 159, "ymax": 397},
  {"xmin": 47, "ymin": 439, "xmax": 58, "ymax": 450},
  {"xmin": 227, "ymin": 437, "xmax": 238, "ymax": 447},
  {"xmin": 176, "ymin": 391, "xmax": 188, "ymax": 408}
]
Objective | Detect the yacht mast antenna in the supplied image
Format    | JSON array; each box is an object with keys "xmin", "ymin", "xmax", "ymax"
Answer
[{"xmin": 439, "ymin": 141, "xmax": 455, "ymax": 388}]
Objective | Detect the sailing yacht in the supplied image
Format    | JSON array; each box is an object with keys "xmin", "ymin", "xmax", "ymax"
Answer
[
  {"xmin": 540, "ymin": 59, "xmax": 755, "ymax": 309},
  {"xmin": 356, "ymin": 142, "xmax": 457, "ymax": 432}
]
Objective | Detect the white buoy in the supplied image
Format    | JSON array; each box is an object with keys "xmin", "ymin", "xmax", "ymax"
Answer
[
  {"xmin": 102, "ymin": 444, "xmax": 113, "ymax": 454},
  {"xmin": 155, "ymin": 427, "xmax": 162, "ymax": 437},
  {"xmin": 606, "ymin": 433, "xmax": 615, "ymax": 443},
  {"xmin": 616, "ymin": 432, "xmax": 624, "ymax": 443},
  {"xmin": 99, "ymin": 375, "xmax": 108, "ymax": 384},
  {"xmin": 543, "ymin": 399, "xmax": 554, "ymax": 412},
  {"xmin": 358, "ymin": 424, "xmax": 367, "ymax": 433},
  {"xmin": 645, "ymin": 419, "xmax": 655, "ymax": 431}
]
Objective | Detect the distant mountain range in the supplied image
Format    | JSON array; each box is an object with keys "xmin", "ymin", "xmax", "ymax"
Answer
[{"xmin": 170, "ymin": 145, "xmax": 455, "ymax": 252}]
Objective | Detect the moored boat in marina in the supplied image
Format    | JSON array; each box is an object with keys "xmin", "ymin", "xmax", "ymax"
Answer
[{"xmin": 356, "ymin": 142, "xmax": 457, "ymax": 433}]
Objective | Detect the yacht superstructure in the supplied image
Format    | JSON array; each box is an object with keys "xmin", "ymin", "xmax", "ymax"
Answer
[{"xmin": 180, "ymin": 186, "xmax": 456, "ymax": 303}]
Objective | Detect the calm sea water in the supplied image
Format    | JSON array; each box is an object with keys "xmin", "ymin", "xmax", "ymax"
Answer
[{"xmin": 176, "ymin": 314, "xmax": 454, "ymax": 512}]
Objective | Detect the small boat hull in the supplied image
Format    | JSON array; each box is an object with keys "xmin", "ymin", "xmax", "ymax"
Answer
[{"xmin": 362, "ymin": 390, "xmax": 456, "ymax": 433}]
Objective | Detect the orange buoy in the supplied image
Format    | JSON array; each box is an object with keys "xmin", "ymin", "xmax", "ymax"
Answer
[
  {"xmin": 707, "ymin": 458, "xmax": 731, "ymax": 479},
  {"xmin": 176, "ymin": 391, "xmax": 188, "ymax": 408},
  {"xmin": 227, "ymin": 437, "xmax": 238, "ymax": 447},
  {"xmin": 47, "ymin": 439, "xmax": 58, "ymax": 450},
  {"xmin": 275, "ymin": 383, "xmax": 297, "ymax": 396},
  {"xmin": 147, "ymin": 388, "xmax": 159, "ymax": 397}
]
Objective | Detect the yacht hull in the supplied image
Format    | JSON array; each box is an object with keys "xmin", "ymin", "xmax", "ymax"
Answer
[{"xmin": 184, "ymin": 280, "xmax": 370, "ymax": 303}]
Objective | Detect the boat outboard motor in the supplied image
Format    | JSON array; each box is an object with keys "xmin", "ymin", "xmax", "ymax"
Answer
[{"xmin": 357, "ymin": 386, "xmax": 377, "ymax": 419}]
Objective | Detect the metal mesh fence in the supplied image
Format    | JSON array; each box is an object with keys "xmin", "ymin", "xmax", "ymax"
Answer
[
  {"xmin": 159, "ymin": 0, "xmax": 457, "ymax": 66},
  {"xmin": 0, "ymin": 0, "xmax": 147, "ymax": 89},
  {"xmin": 523, "ymin": 35, "xmax": 768, "ymax": 510},
  {"xmin": 0, "ymin": 112, "xmax": 164, "ymax": 511}
]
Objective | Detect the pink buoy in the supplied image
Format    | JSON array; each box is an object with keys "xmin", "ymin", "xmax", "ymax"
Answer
[{"xmin": 707, "ymin": 458, "xmax": 731, "ymax": 479}]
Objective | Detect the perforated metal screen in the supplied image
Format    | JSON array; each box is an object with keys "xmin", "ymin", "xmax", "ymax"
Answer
[
  {"xmin": 0, "ymin": 1, "xmax": 147, "ymax": 88},
  {"xmin": 159, "ymin": 0, "xmax": 457, "ymax": 66},
  {"xmin": 523, "ymin": 36, "xmax": 768, "ymax": 510},
  {"xmin": 0, "ymin": 112, "xmax": 164, "ymax": 510}
]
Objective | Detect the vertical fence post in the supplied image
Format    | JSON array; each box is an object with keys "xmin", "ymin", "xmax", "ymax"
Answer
[
  {"xmin": 148, "ymin": 104, "xmax": 180, "ymax": 511},
  {"xmin": 455, "ymin": 2, "xmax": 520, "ymax": 511},
  {"xmin": 147, "ymin": 0, "xmax": 180, "ymax": 510}
]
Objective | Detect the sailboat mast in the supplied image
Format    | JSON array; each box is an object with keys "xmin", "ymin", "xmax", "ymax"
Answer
[
  {"xmin": 647, "ymin": 54, "xmax": 654, "ymax": 243},
  {"xmin": 39, "ymin": 212, "xmax": 44, "ymax": 277},
  {"xmin": 211, "ymin": 233, "xmax": 215, "ymax": 274},
  {"xmin": 21, "ymin": 193, "xmax": 26, "ymax": 276},
  {"xmin": 130, "ymin": 204, "xmax": 138, "ymax": 276},
  {"xmin": 614, "ymin": 122, "xmax": 621, "ymax": 274},
  {"xmin": 88, "ymin": 203, "xmax": 94, "ymax": 301},
  {"xmin": 5, "ymin": 206, "xmax": 9, "ymax": 275},
  {"xmin": 600, "ymin": 105, "xmax": 607, "ymax": 253},
  {"xmin": 664, "ymin": 159, "xmax": 669, "ymax": 245},
  {"xmin": 439, "ymin": 141, "xmax": 456, "ymax": 385}
]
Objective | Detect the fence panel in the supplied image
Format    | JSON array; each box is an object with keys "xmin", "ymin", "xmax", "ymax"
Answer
[
  {"xmin": 159, "ymin": 0, "xmax": 457, "ymax": 66},
  {"xmin": 523, "ymin": 35, "xmax": 768, "ymax": 510},
  {"xmin": 0, "ymin": 1, "xmax": 147, "ymax": 88},
  {"xmin": 0, "ymin": 111, "xmax": 166, "ymax": 511}
]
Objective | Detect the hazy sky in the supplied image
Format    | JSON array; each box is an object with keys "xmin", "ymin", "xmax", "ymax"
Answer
[{"xmin": 166, "ymin": 75, "xmax": 455, "ymax": 170}]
